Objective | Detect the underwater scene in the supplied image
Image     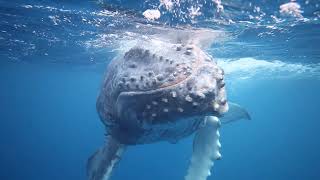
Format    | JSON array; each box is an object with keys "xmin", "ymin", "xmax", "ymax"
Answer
[{"xmin": 1, "ymin": 0, "xmax": 320, "ymax": 180}]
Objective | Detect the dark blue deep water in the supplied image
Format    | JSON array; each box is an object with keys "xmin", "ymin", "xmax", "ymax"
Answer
[{"xmin": 1, "ymin": 0, "xmax": 320, "ymax": 180}]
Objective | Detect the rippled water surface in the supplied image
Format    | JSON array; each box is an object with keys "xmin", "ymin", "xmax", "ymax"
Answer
[{"xmin": 1, "ymin": 0, "xmax": 320, "ymax": 180}]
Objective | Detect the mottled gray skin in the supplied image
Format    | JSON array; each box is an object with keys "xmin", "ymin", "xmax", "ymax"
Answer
[{"xmin": 96, "ymin": 43, "xmax": 228, "ymax": 145}]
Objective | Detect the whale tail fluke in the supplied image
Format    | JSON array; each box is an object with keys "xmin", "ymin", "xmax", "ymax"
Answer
[{"xmin": 87, "ymin": 136, "xmax": 125, "ymax": 180}]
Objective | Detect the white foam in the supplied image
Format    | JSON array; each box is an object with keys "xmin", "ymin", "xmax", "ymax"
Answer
[
  {"xmin": 159, "ymin": 0, "xmax": 175, "ymax": 11},
  {"xmin": 188, "ymin": 6, "xmax": 202, "ymax": 19},
  {"xmin": 84, "ymin": 27, "xmax": 227, "ymax": 54},
  {"xmin": 22, "ymin": 5, "xmax": 33, "ymax": 9},
  {"xmin": 213, "ymin": 0, "xmax": 224, "ymax": 13},
  {"xmin": 94, "ymin": 10, "xmax": 119, "ymax": 17},
  {"xmin": 143, "ymin": 9, "xmax": 161, "ymax": 20},
  {"xmin": 83, "ymin": 26, "xmax": 319, "ymax": 82},
  {"xmin": 279, "ymin": 1, "xmax": 303, "ymax": 18},
  {"xmin": 48, "ymin": 15, "xmax": 60, "ymax": 25},
  {"xmin": 217, "ymin": 57, "xmax": 320, "ymax": 80}
]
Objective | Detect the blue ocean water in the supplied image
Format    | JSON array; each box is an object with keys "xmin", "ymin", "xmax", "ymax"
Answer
[{"xmin": 1, "ymin": 0, "xmax": 320, "ymax": 180}]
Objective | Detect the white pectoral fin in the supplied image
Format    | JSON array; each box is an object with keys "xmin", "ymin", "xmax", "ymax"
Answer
[
  {"xmin": 220, "ymin": 102, "xmax": 251, "ymax": 124},
  {"xmin": 185, "ymin": 116, "xmax": 221, "ymax": 180},
  {"xmin": 87, "ymin": 136, "xmax": 125, "ymax": 180}
]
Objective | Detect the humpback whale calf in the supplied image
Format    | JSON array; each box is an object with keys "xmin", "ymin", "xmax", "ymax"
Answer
[{"xmin": 87, "ymin": 37, "xmax": 250, "ymax": 180}]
